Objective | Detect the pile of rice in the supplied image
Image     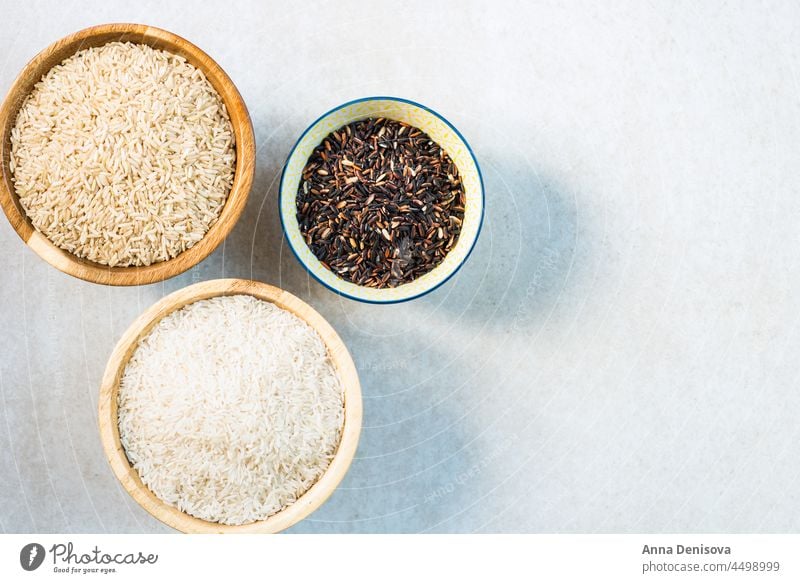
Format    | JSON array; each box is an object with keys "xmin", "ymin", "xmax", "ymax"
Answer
[
  {"xmin": 9, "ymin": 42, "xmax": 236, "ymax": 267},
  {"xmin": 117, "ymin": 295, "xmax": 344, "ymax": 525}
]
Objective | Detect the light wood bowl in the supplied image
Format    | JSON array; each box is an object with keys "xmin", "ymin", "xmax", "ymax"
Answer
[
  {"xmin": 0, "ymin": 24, "xmax": 255, "ymax": 285},
  {"xmin": 98, "ymin": 279, "xmax": 362, "ymax": 533}
]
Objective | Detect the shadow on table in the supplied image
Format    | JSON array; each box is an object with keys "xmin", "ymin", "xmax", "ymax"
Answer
[
  {"xmin": 284, "ymin": 335, "xmax": 497, "ymax": 533},
  {"xmin": 415, "ymin": 163, "xmax": 582, "ymax": 331}
]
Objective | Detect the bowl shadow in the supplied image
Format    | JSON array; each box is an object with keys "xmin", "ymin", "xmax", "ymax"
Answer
[{"xmin": 402, "ymin": 161, "xmax": 582, "ymax": 334}]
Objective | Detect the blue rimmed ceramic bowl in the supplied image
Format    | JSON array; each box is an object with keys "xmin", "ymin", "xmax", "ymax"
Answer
[{"xmin": 279, "ymin": 97, "xmax": 484, "ymax": 304}]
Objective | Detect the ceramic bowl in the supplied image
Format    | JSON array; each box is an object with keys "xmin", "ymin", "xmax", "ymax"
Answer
[{"xmin": 279, "ymin": 97, "xmax": 484, "ymax": 303}]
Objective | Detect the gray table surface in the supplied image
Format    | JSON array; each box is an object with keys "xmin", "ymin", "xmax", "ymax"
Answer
[{"xmin": 2, "ymin": 0, "xmax": 799, "ymax": 533}]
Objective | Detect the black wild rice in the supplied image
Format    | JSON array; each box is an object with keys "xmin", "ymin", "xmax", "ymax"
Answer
[{"xmin": 296, "ymin": 118, "xmax": 466, "ymax": 288}]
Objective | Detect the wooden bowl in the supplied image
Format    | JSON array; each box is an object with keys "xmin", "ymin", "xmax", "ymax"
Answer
[
  {"xmin": 98, "ymin": 278, "xmax": 362, "ymax": 533},
  {"xmin": 0, "ymin": 24, "xmax": 255, "ymax": 285}
]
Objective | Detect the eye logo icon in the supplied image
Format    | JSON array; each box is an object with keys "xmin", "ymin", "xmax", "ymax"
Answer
[{"xmin": 20, "ymin": 543, "xmax": 45, "ymax": 571}]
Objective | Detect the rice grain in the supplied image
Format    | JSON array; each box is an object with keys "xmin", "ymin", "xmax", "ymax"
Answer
[
  {"xmin": 10, "ymin": 42, "xmax": 236, "ymax": 267},
  {"xmin": 117, "ymin": 295, "xmax": 344, "ymax": 526}
]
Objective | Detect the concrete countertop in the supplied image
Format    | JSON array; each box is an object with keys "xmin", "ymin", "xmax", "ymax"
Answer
[{"xmin": 1, "ymin": 0, "xmax": 798, "ymax": 533}]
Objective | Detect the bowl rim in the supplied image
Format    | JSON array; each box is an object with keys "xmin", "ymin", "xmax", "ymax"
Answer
[
  {"xmin": 97, "ymin": 278, "xmax": 362, "ymax": 533},
  {"xmin": 278, "ymin": 96, "xmax": 485, "ymax": 304},
  {"xmin": 0, "ymin": 23, "xmax": 256, "ymax": 286}
]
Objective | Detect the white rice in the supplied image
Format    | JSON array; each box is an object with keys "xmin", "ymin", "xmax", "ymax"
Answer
[
  {"xmin": 10, "ymin": 42, "xmax": 235, "ymax": 267},
  {"xmin": 117, "ymin": 295, "xmax": 344, "ymax": 525}
]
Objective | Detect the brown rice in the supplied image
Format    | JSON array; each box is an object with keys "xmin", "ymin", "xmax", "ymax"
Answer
[{"xmin": 9, "ymin": 41, "xmax": 236, "ymax": 267}]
